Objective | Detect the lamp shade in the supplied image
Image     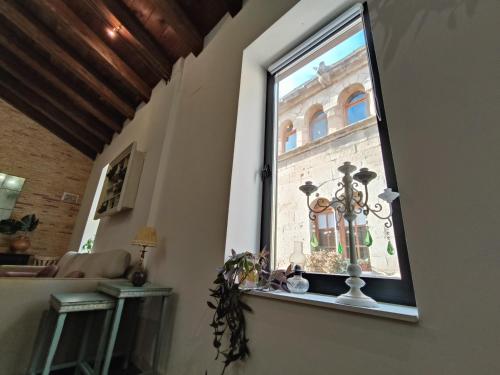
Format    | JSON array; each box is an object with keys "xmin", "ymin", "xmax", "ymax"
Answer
[{"xmin": 131, "ymin": 226, "xmax": 157, "ymax": 248}]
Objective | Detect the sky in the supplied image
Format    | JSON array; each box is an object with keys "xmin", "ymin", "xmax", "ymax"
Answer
[{"xmin": 278, "ymin": 30, "xmax": 366, "ymax": 99}]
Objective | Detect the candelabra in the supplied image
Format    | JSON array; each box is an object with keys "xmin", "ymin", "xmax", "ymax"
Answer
[{"xmin": 299, "ymin": 161, "xmax": 400, "ymax": 308}]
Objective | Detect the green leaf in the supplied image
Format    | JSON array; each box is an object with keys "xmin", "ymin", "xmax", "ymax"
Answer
[
  {"xmin": 207, "ymin": 301, "xmax": 216, "ymax": 309},
  {"xmin": 387, "ymin": 241, "xmax": 395, "ymax": 255},
  {"xmin": 363, "ymin": 230, "xmax": 373, "ymax": 247},
  {"xmin": 337, "ymin": 242, "xmax": 343, "ymax": 254},
  {"xmin": 310, "ymin": 232, "xmax": 319, "ymax": 248}
]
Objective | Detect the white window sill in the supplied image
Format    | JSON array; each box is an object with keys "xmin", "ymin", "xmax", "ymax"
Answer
[{"xmin": 246, "ymin": 289, "xmax": 419, "ymax": 323}]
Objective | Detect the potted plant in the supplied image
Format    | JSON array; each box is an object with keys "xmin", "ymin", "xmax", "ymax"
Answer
[
  {"xmin": 207, "ymin": 249, "xmax": 292, "ymax": 374},
  {"xmin": 0, "ymin": 214, "xmax": 39, "ymax": 252},
  {"xmin": 81, "ymin": 238, "xmax": 94, "ymax": 253}
]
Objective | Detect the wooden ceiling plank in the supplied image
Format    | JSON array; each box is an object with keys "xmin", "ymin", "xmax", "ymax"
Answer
[
  {"xmin": 0, "ymin": 68, "xmax": 103, "ymax": 153},
  {"xmin": 0, "ymin": 86, "xmax": 97, "ymax": 159},
  {"xmin": 88, "ymin": 0, "xmax": 172, "ymax": 80},
  {"xmin": 0, "ymin": 1, "xmax": 135, "ymax": 118},
  {"xmin": 0, "ymin": 23, "xmax": 122, "ymax": 133},
  {"xmin": 224, "ymin": 0, "xmax": 243, "ymax": 17},
  {"xmin": 0, "ymin": 47, "xmax": 112, "ymax": 144},
  {"xmin": 149, "ymin": 0, "xmax": 203, "ymax": 56},
  {"xmin": 40, "ymin": 0, "xmax": 151, "ymax": 101}
]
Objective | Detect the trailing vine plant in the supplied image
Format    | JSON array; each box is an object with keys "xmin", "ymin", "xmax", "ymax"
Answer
[{"xmin": 207, "ymin": 249, "xmax": 293, "ymax": 374}]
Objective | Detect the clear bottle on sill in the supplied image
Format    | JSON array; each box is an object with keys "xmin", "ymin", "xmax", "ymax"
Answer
[{"xmin": 287, "ymin": 265, "xmax": 309, "ymax": 294}]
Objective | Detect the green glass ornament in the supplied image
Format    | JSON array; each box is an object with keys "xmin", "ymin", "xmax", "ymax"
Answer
[
  {"xmin": 338, "ymin": 242, "xmax": 343, "ymax": 254},
  {"xmin": 363, "ymin": 230, "xmax": 373, "ymax": 247},
  {"xmin": 310, "ymin": 233, "xmax": 319, "ymax": 248},
  {"xmin": 387, "ymin": 241, "xmax": 395, "ymax": 255}
]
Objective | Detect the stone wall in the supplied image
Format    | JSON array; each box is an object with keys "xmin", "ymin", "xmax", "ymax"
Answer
[{"xmin": 0, "ymin": 99, "xmax": 93, "ymax": 256}]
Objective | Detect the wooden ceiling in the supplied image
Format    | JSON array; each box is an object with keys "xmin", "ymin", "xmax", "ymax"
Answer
[{"xmin": 0, "ymin": 0, "xmax": 242, "ymax": 159}]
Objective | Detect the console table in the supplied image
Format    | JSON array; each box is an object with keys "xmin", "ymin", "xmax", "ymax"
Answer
[
  {"xmin": 97, "ymin": 280, "xmax": 173, "ymax": 374},
  {"xmin": 0, "ymin": 252, "xmax": 31, "ymax": 265},
  {"xmin": 28, "ymin": 292, "xmax": 116, "ymax": 375}
]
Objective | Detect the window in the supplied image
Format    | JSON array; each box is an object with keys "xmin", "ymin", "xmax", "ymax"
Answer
[
  {"xmin": 310, "ymin": 111, "xmax": 328, "ymax": 140},
  {"xmin": 0, "ymin": 173, "xmax": 25, "ymax": 220},
  {"xmin": 282, "ymin": 122, "xmax": 297, "ymax": 152},
  {"xmin": 345, "ymin": 91, "xmax": 369, "ymax": 124},
  {"xmin": 79, "ymin": 164, "xmax": 108, "ymax": 252},
  {"xmin": 262, "ymin": 3, "xmax": 415, "ymax": 306}
]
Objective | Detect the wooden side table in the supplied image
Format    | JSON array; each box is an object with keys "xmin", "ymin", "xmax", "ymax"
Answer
[
  {"xmin": 97, "ymin": 281, "xmax": 172, "ymax": 375},
  {"xmin": 29, "ymin": 292, "xmax": 116, "ymax": 375}
]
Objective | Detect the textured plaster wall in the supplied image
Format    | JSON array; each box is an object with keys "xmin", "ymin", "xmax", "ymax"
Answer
[{"xmin": 0, "ymin": 99, "xmax": 92, "ymax": 255}]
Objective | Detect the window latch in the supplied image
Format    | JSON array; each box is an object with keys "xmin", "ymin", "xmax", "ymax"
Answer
[{"xmin": 261, "ymin": 164, "xmax": 272, "ymax": 180}]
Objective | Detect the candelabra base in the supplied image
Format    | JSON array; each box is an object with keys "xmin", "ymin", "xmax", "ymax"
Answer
[{"xmin": 336, "ymin": 276, "xmax": 378, "ymax": 308}]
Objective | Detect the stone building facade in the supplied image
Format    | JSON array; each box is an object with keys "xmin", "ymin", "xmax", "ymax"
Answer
[{"xmin": 275, "ymin": 46, "xmax": 400, "ymax": 277}]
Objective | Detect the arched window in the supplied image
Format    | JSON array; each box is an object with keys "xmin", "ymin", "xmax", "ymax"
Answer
[
  {"xmin": 345, "ymin": 91, "xmax": 368, "ymax": 125},
  {"xmin": 310, "ymin": 111, "xmax": 328, "ymax": 141},
  {"xmin": 282, "ymin": 122, "xmax": 297, "ymax": 152}
]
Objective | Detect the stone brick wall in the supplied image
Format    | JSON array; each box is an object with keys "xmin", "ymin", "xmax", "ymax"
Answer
[{"xmin": 0, "ymin": 99, "xmax": 93, "ymax": 256}]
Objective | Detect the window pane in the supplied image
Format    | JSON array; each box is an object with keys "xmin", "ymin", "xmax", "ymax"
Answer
[
  {"xmin": 311, "ymin": 112, "xmax": 328, "ymax": 140},
  {"xmin": 348, "ymin": 92, "xmax": 366, "ymax": 103},
  {"xmin": 274, "ymin": 18, "xmax": 401, "ymax": 279},
  {"xmin": 285, "ymin": 132, "xmax": 297, "ymax": 151},
  {"xmin": 317, "ymin": 214, "xmax": 327, "ymax": 229},
  {"xmin": 347, "ymin": 101, "xmax": 368, "ymax": 124}
]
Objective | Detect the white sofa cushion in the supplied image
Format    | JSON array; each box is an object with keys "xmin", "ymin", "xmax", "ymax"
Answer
[{"xmin": 57, "ymin": 249, "xmax": 131, "ymax": 278}]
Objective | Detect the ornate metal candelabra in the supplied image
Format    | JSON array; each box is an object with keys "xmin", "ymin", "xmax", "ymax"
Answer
[{"xmin": 299, "ymin": 161, "xmax": 400, "ymax": 308}]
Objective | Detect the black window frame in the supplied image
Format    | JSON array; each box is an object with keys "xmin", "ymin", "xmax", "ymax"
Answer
[{"xmin": 260, "ymin": 2, "xmax": 416, "ymax": 307}]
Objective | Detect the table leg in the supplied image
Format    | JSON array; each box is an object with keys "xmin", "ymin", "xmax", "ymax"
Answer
[
  {"xmin": 152, "ymin": 296, "xmax": 169, "ymax": 374},
  {"xmin": 94, "ymin": 308, "xmax": 113, "ymax": 375},
  {"xmin": 28, "ymin": 309, "xmax": 52, "ymax": 375},
  {"xmin": 122, "ymin": 299, "xmax": 141, "ymax": 370},
  {"xmin": 101, "ymin": 298, "xmax": 125, "ymax": 375},
  {"xmin": 42, "ymin": 312, "xmax": 67, "ymax": 375},
  {"xmin": 75, "ymin": 313, "xmax": 94, "ymax": 375}
]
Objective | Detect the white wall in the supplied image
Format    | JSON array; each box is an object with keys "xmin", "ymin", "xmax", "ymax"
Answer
[{"xmin": 74, "ymin": 0, "xmax": 500, "ymax": 374}]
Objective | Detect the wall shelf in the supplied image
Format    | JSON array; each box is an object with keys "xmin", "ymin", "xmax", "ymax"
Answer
[{"xmin": 94, "ymin": 142, "xmax": 144, "ymax": 219}]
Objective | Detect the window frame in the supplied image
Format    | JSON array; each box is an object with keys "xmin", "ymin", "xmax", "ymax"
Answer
[{"xmin": 260, "ymin": 2, "xmax": 416, "ymax": 306}]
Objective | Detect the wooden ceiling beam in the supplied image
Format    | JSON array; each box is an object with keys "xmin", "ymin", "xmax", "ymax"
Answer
[
  {"xmin": 150, "ymin": 0, "xmax": 203, "ymax": 56},
  {"xmin": 0, "ymin": 86, "xmax": 96, "ymax": 159},
  {"xmin": 0, "ymin": 46, "xmax": 112, "ymax": 144},
  {"xmin": 39, "ymin": 0, "xmax": 151, "ymax": 101},
  {"xmin": 0, "ymin": 21, "xmax": 123, "ymax": 133},
  {"xmin": 0, "ymin": 1, "xmax": 135, "ymax": 119},
  {"xmin": 88, "ymin": 0, "xmax": 172, "ymax": 80},
  {"xmin": 0, "ymin": 68, "xmax": 103, "ymax": 154},
  {"xmin": 224, "ymin": 0, "xmax": 243, "ymax": 17}
]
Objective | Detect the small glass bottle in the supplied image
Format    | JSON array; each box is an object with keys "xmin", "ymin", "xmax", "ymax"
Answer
[{"xmin": 287, "ymin": 265, "xmax": 309, "ymax": 294}]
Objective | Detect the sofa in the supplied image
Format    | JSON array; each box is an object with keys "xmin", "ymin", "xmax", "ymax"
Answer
[
  {"xmin": 0, "ymin": 249, "xmax": 133, "ymax": 374},
  {"xmin": 0, "ymin": 249, "xmax": 132, "ymax": 279}
]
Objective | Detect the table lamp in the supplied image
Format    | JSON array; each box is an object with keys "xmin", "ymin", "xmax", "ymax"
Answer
[{"xmin": 130, "ymin": 226, "xmax": 157, "ymax": 286}]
